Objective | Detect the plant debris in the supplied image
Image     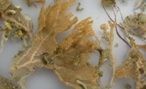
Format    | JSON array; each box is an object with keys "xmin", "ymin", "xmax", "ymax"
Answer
[
  {"xmin": 76, "ymin": 2, "xmax": 84, "ymax": 12},
  {"xmin": 114, "ymin": 43, "xmax": 118, "ymax": 47},
  {"xmin": 0, "ymin": 0, "xmax": 33, "ymax": 50},
  {"xmin": 122, "ymin": 13, "xmax": 146, "ymax": 39},
  {"xmin": 0, "ymin": 0, "xmax": 145, "ymax": 89},
  {"xmin": 11, "ymin": 0, "xmax": 101, "ymax": 89},
  {"xmin": 100, "ymin": 21, "xmax": 116, "ymax": 88},
  {"xmin": 134, "ymin": 0, "xmax": 146, "ymax": 12},
  {"xmin": 0, "ymin": 75, "xmax": 21, "ymax": 89},
  {"xmin": 115, "ymin": 39, "xmax": 146, "ymax": 89}
]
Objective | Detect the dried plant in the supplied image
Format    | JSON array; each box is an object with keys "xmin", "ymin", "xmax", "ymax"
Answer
[
  {"xmin": 0, "ymin": 75, "xmax": 21, "ymax": 89},
  {"xmin": 76, "ymin": 2, "xmax": 84, "ymax": 11},
  {"xmin": 115, "ymin": 38, "xmax": 146, "ymax": 89},
  {"xmin": 134, "ymin": 0, "xmax": 146, "ymax": 11},
  {"xmin": 122, "ymin": 13, "xmax": 146, "ymax": 39},
  {"xmin": 101, "ymin": 0, "xmax": 116, "ymax": 8},
  {"xmin": 11, "ymin": 0, "xmax": 101, "ymax": 89},
  {"xmin": 100, "ymin": 21, "xmax": 116, "ymax": 88},
  {"xmin": 0, "ymin": 0, "xmax": 33, "ymax": 50}
]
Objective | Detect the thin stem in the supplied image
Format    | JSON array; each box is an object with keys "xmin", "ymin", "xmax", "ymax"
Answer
[{"xmin": 102, "ymin": 4, "xmax": 131, "ymax": 48}]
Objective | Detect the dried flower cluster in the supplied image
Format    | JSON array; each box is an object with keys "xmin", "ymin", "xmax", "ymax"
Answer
[
  {"xmin": 122, "ymin": 13, "xmax": 146, "ymax": 39},
  {"xmin": 0, "ymin": 0, "xmax": 145, "ymax": 89},
  {"xmin": 11, "ymin": 0, "xmax": 101, "ymax": 89},
  {"xmin": 0, "ymin": 0, "xmax": 33, "ymax": 50}
]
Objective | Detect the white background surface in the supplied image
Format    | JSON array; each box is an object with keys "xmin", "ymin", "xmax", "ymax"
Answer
[{"xmin": 0, "ymin": 0, "xmax": 141, "ymax": 89}]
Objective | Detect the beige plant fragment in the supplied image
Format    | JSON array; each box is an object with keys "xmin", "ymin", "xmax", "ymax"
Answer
[
  {"xmin": 0, "ymin": 0, "xmax": 33, "ymax": 49},
  {"xmin": 100, "ymin": 21, "xmax": 116, "ymax": 88},
  {"xmin": 0, "ymin": 75, "xmax": 21, "ymax": 89},
  {"xmin": 122, "ymin": 13, "xmax": 146, "ymax": 39},
  {"xmin": 115, "ymin": 39, "xmax": 146, "ymax": 89},
  {"xmin": 11, "ymin": 0, "xmax": 101, "ymax": 89}
]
